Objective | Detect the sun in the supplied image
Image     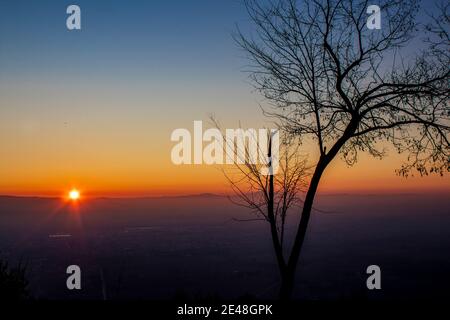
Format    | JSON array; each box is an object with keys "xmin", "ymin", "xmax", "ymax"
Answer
[{"xmin": 68, "ymin": 189, "xmax": 80, "ymax": 200}]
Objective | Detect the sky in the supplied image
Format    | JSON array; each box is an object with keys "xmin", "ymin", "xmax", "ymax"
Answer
[{"xmin": 0, "ymin": 0, "xmax": 448, "ymax": 197}]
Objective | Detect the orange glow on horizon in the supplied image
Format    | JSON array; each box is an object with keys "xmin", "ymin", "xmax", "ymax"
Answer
[{"xmin": 0, "ymin": 147, "xmax": 448, "ymax": 198}]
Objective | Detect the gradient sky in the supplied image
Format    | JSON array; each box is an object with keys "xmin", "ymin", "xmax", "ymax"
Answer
[{"xmin": 0, "ymin": 0, "xmax": 448, "ymax": 196}]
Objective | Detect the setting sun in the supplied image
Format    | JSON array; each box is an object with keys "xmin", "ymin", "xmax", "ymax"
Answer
[{"xmin": 68, "ymin": 189, "xmax": 80, "ymax": 200}]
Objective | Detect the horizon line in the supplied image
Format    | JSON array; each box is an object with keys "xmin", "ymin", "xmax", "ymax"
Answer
[{"xmin": 1, "ymin": 190, "xmax": 449, "ymax": 200}]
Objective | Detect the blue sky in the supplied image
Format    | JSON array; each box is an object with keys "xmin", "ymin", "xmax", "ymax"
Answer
[
  {"xmin": 0, "ymin": 1, "xmax": 252, "ymax": 81},
  {"xmin": 0, "ymin": 0, "xmax": 448, "ymax": 196}
]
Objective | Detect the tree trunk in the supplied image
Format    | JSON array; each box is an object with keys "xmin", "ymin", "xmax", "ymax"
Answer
[
  {"xmin": 279, "ymin": 265, "xmax": 296, "ymax": 300},
  {"xmin": 278, "ymin": 119, "xmax": 359, "ymax": 301},
  {"xmin": 278, "ymin": 157, "xmax": 327, "ymax": 300},
  {"xmin": 267, "ymin": 134, "xmax": 287, "ymax": 276}
]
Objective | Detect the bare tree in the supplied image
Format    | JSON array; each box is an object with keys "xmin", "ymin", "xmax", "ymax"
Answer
[
  {"xmin": 229, "ymin": 136, "xmax": 308, "ymax": 270},
  {"xmin": 236, "ymin": 0, "xmax": 450, "ymax": 299},
  {"xmin": 212, "ymin": 118, "xmax": 309, "ymax": 288}
]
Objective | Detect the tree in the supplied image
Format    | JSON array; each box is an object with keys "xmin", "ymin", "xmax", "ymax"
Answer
[
  {"xmin": 0, "ymin": 258, "xmax": 30, "ymax": 300},
  {"xmin": 236, "ymin": 0, "xmax": 449, "ymax": 300},
  {"xmin": 219, "ymin": 128, "xmax": 309, "ymax": 281}
]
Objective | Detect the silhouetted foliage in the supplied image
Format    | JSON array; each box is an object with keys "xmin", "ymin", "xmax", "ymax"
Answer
[
  {"xmin": 236, "ymin": 0, "xmax": 449, "ymax": 300},
  {"xmin": 0, "ymin": 258, "xmax": 30, "ymax": 300},
  {"xmin": 212, "ymin": 116, "xmax": 310, "ymax": 299}
]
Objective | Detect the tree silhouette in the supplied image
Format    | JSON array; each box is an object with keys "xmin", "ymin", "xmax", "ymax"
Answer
[
  {"xmin": 236, "ymin": 0, "xmax": 449, "ymax": 300},
  {"xmin": 217, "ymin": 127, "xmax": 309, "ymax": 280},
  {"xmin": 0, "ymin": 258, "xmax": 30, "ymax": 300}
]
